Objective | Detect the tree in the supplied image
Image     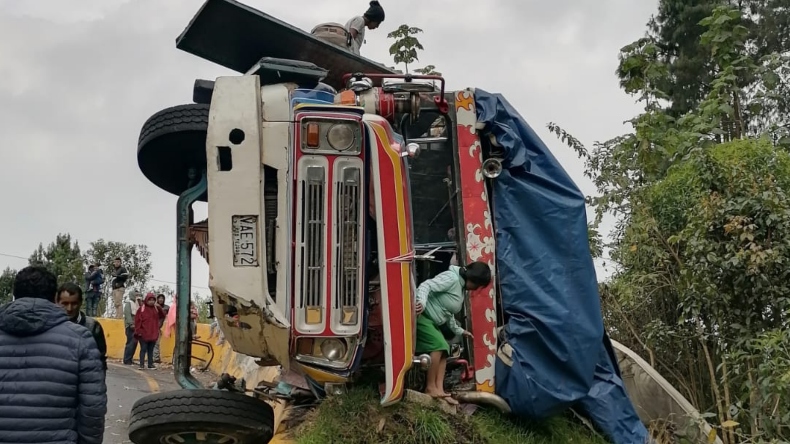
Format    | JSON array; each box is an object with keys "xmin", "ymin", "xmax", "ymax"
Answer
[
  {"xmin": 549, "ymin": 3, "xmax": 790, "ymax": 442},
  {"xmin": 194, "ymin": 291, "xmax": 212, "ymax": 323},
  {"xmin": 28, "ymin": 233, "xmax": 85, "ymax": 287},
  {"xmin": 0, "ymin": 267, "xmax": 15, "ymax": 305},
  {"xmin": 641, "ymin": 0, "xmax": 720, "ymax": 116},
  {"xmin": 84, "ymin": 239, "xmax": 153, "ymax": 293},
  {"xmin": 414, "ymin": 64, "xmax": 441, "ymax": 76},
  {"xmin": 149, "ymin": 284, "xmax": 174, "ymax": 299},
  {"xmin": 387, "ymin": 25, "xmax": 424, "ymax": 73},
  {"xmin": 626, "ymin": 0, "xmax": 790, "ymax": 123}
]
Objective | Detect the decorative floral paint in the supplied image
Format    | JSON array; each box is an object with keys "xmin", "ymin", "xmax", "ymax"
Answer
[{"xmin": 454, "ymin": 89, "xmax": 497, "ymax": 393}]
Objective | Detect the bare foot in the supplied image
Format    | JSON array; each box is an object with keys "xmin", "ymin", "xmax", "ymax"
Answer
[
  {"xmin": 424, "ymin": 388, "xmax": 444, "ymax": 399},
  {"xmin": 444, "ymin": 397, "xmax": 459, "ymax": 405}
]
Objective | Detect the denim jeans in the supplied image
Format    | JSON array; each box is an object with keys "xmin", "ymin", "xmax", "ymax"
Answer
[
  {"xmin": 123, "ymin": 325, "xmax": 138, "ymax": 364},
  {"xmin": 139, "ymin": 341, "xmax": 155, "ymax": 368},
  {"xmin": 85, "ymin": 291, "xmax": 101, "ymax": 317}
]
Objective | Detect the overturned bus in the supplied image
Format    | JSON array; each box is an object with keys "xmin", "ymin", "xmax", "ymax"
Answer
[{"xmin": 129, "ymin": 1, "xmax": 651, "ymax": 443}]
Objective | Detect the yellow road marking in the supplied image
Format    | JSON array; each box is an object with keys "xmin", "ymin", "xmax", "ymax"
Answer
[{"xmin": 108, "ymin": 362, "xmax": 160, "ymax": 393}]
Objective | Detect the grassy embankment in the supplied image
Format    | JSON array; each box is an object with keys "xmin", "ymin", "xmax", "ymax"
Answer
[{"xmin": 292, "ymin": 387, "xmax": 608, "ymax": 444}]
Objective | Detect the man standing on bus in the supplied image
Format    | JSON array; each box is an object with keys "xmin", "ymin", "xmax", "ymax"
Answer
[{"xmin": 345, "ymin": 1, "xmax": 385, "ymax": 55}]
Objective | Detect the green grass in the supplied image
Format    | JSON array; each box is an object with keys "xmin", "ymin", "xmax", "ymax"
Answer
[
  {"xmin": 471, "ymin": 408, "xmax": 609, "ymax": 444},
  {"xmin": 291, "ymin": 387, "xmax": 608, "ymax": 444}
]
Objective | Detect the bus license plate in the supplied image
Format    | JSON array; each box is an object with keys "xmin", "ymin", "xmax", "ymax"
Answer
[{"xmin": 232, "ymin": 215, "xmax": 259, "ymax": 267}]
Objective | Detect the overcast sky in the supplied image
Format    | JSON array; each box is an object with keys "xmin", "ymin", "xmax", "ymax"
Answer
[{"xmin": 0, "ymin": 0, "xmax": 657, "ymax": 295}]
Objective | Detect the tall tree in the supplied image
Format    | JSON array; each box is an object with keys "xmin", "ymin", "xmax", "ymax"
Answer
[
  {"xmin": 631, "ymin": 0, "xmax": 790, "ymax": 123},
  {"xmin": 550, "ymin": 4, "xmax": 790, "ymax": 442},
  {"xmin": 28, "ymin": 233, "xmax": 84, "ymax": 286},
  {"xmin": 0, "ymin": 267, "xmax": 16, "ymax": 305},
  {"xmin": 645, "ymin": 0, "xmax": 720, "ymax": 116}
]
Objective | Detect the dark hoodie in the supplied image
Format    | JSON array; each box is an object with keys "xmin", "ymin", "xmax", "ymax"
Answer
[{"xmin": 0, "ymin": 298, "xmax": 107, "ymax": 444}]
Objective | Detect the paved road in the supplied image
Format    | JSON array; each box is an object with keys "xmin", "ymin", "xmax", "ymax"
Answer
[
  {"xmin": 104, "ymin": 362, "xmax": 193, "ymax": 443},
  {"xmin": 103, "ymin": 361, "xmax": 290, "ymax": 444}
]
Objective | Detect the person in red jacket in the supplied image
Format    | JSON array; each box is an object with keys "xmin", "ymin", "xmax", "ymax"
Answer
[{"xmin": 134, "ymin": 292, "xmax": 165, "ymax": 369}]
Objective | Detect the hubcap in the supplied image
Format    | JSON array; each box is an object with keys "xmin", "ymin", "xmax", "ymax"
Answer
[{"xmin": 161, "ymin": 431, "xmax": 239, "ymax": 444}]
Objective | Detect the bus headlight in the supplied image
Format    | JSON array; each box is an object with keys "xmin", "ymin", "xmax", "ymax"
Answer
[
  {"xmin": 327, "ymin": 123, "xmax": 355, "ymax": 152},
  {"xmin": 320, "ymin": 338, "xmax": 347, "ymax": 361}
]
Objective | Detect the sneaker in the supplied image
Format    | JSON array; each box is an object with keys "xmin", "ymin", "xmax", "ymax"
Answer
[
  {"xmin": 139, "ymin": 365, "xmax": 144, "ymax": 369},
  {"xmin": 147, "ymin": 365, "xmax": 157, "ymax": 370}
]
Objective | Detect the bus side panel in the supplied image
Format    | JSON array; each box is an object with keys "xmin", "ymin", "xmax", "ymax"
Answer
[{"xmin": 454, "ymin": 89, "xmax": 498, "ymax": 393}]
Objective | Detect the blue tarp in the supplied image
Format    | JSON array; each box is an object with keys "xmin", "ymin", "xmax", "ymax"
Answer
[{"xmin": 473, "ymin": 89, "xmax": 649, "ymax": 444}]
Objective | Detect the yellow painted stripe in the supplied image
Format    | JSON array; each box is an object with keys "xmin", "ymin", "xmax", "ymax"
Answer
[
  {"xmin": 299, "ymin": 363, "xmax": 350, "ymax": 384},
  {"xmin": 108, "ymin": 362, "xmax": 160, "ymax": 393},
  {"xmin": 140, "ymin": 370, "xmax": 160, "ymax": 393}
]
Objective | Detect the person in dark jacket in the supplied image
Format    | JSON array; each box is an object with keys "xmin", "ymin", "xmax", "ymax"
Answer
[
  {"xmin": 57, "ymin": 282, "xmax": 108, "ymax": 373},
  {"xmin": 83, "ymin": 264, "xmax": 104, "ymax": 317},
  {"xmin": 122, "ymin": 290, "xmax": 142, "ymax": 365},
  {"xmin": 0, "ymin": 265, "xmax": 107, "ymax": 444}
]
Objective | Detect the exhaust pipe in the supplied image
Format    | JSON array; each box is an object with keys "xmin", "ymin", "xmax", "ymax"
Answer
[
  {"xmin": 452, "ymin": 391, "xmax": 512, "ymax": 414},
  {"xmin": 412, "ymin": 354, "xmax": 432, "ymax": 370}
]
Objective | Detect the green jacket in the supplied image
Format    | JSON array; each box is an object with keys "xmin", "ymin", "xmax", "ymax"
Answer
[{"xmin": 415, "ymin": 265, "xmax": 465, "ymax": 337}]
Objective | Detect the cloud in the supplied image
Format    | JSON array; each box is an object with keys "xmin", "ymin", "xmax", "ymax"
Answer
[{"xmin": 0, "ymin": 0, "xmax": 656, "ymax": 287}]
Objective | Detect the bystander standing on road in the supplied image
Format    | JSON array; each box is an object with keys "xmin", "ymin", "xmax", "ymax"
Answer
[
  {"xmin": 153, "ymin": 293, "xmax": 170, "ymax": 363},
  {"xmin": 190, "ymin": 301, "xmax": 200, "ymax": 339},
  {"xmin": 134, "ymin": 292, "xmax": 166, "ymax": 369},
  {"xmin": 0, "ymin": 265, "xmax": 106, "ymax": 444},
  {"xmin": 57, "ymin": 282, "xmax": 108, "ymax": 374},
  {"xmin": 122, "ymin": 290, "xmax": 142, "ymax": 365}
]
